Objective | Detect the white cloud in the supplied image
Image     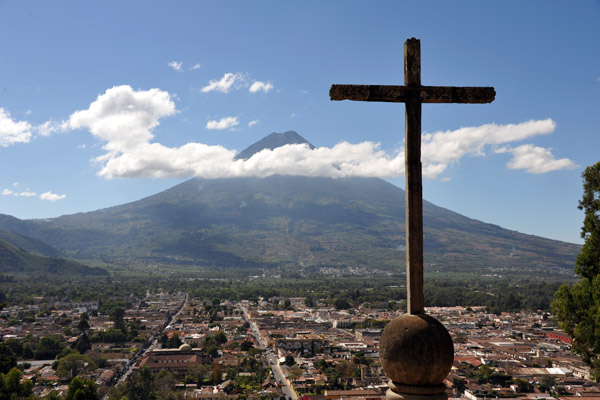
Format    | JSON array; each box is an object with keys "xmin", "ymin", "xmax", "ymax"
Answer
[
  {"xmin": 0, "ymin": 108, "xmax": 33, "ymax": 146},
  {"xmin": 495, "ymin": 144, "xmax": 577, "ymax": 174},
  {"xmin": 168, "ymin": 61, "xmax": 183, "ymax": 71},
  {"xmin": 248, "ymin": 120, "xmax": 260, "ymax": 127},
  {"xmin": 35, "ymin": 120, "xmax": 67, "ymax": 136},
  {"xmin": 201, "ymin": 73, "xmax": 245, "ymax": 93},
  {"xmin": 420, "ymin": 119, "xmax": 563, "ymax": 178},
  {"xmin": 192, "ymin": 64, "xmax": 202, "ymax": 70},
  {"xmin": 40, "ymin": 191, "xmax": 66, "ymax": 201},
  {"xmin": 200, "ymin": 73, "xmax": 273, "ymax": 94},
  {"xmin": 2, "ymin": 188, "xmax": 37, "ymax": 197},
  {"xmin": 65, "ymin": 87, "xmax": 573, "ymax": 181},
  {"xmin": 66, "ymin": 85, "xmax": 177, "ymax": 156},
  {"xmin": 249, "ymin": 81, "xmax": 273, "ymax": 93},
  {"xmin": 206, "ymin": 117, "xmax": 239, "ymax": 130}
]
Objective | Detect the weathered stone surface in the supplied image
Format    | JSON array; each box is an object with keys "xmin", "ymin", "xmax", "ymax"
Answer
[{"xmin": 380, "ymin": 314, "xmax": 454, "ymax": 387}]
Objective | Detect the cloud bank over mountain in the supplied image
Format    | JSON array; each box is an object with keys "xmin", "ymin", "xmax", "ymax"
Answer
[{"xmin": 8, "ymin": 85, "xmax": 577, "ymax": 180}]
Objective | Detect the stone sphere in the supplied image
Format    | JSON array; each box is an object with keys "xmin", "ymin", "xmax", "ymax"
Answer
[{"xmin": 380, "ymin": 313, "xmax": 454, "ymax": 387}]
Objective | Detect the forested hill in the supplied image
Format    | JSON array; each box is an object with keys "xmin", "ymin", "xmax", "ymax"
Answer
[{"xmin": 0, "ymin": 237, "xmax": 108, "ymax": 276}]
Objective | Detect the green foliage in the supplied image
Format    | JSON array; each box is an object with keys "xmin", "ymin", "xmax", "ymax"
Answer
[
  {"xmin": 576, "ymin": 162, "xmax": 600, "ymax": 280},
  {"xmin": 36, "ymin": 334, "xmax": 66, "ymax": 360},
  {"xmin": 454, "ymin": 332, "xmax": 468, "ymax": 344},
  {"xmin": 92, "ymin": 328, "xmax": 126, "ymax": 346},
  {"xmin": 0, "ymin": 367, "xmax": 33, "ymax": 399},
  {"xmin": 74, "ymin": 332, "xmax": 92, "ymax": 354},
  {"xmin": 452, "ymin": 378, "xmax": 467, "ymax": 395},
  {"xmin": 56, "ymin": 353, "xmax": 98, "ymax": 380},
  {"xmin": 240, "ymin": 340, "xmax": 253, "ymax": 352},
  {"xmin": 553, "ymin": 162, "xmax": 600, "ymax": 381},
  {"xmin": 214, "ymin": 330, "xmax": 227, "ymax": 345},
  {"xmin": 166, "ymin": 333, "xmax": 183, "ymax": 349},
  {"xmin": 289, "ymin": 365, "xmax": 303, "ymax": 381},
  {"xmin": 0, "ymin": 237, "xmax": 107, "ymax": 276},
  {"xmin": 0, "ymin": 343, "xmax": 16, "ymax": 374},
  {"xmin": 333, "ymin": 298, "xmax": 351, "ymax": 310},
  {"xmin": 538, "ymin": 375, "xmax": 556, "ymax": 392},
  {"xmin": 110, "ymin": 306, "xmax": 127, "ymax": 334},
  {"xmin": 284, "ymin": 354, "xmax": 295, "ymax": 366},
  {"xmin": 109, "ymin": 366, "xmax": 182, "ymax": 400},
  {"xmin": 65, "ymin": 377, "xmax": 98, "ymax": 400},
  {"xmin": 511, "ymin": 378, "xmax": 533, "ymax": 393}
]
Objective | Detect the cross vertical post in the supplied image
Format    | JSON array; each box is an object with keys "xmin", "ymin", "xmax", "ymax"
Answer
[{"xmin": 404, "ymin": 38, "xmax": 424, "ymax": 314}]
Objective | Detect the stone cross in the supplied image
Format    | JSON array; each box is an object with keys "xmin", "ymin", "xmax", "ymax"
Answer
[{"xmin": 330, "ymin": 38, "xmax": 495, "ymax": 315}]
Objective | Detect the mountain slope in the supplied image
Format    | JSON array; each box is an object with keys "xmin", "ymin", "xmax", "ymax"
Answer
[
  {"xmin": 0, "ymin": 176, "xmax": 579, "ymax": 274},
  {"xmin": 0, "ymin": 229, "xmax": 63, "ymax": 257},
  {"xmin": 0, "ymin": 237, "xmax": 108, "ymax": 276}
]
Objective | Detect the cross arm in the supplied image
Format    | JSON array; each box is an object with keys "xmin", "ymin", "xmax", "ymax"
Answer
[{"xmin": 330, "ymin": 84, "xmax": 495, "ymax": 104}]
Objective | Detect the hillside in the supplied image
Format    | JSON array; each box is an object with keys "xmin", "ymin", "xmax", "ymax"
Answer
[
  {"xmin": 0, "ymin": 229, "xmax": 63, "ymax": 257},
  {"xmin": 0, "ymin": 237, "xmax": 108, "ymax": 276}
]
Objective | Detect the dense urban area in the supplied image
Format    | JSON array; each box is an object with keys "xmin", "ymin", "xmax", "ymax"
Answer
[{"xmin": 0, "ymin": 276, "xmax": 598, "ymax": 400}]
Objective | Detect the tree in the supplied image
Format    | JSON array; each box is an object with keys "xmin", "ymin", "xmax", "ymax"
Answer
[
  {"xmin": 0, "ymin": 343, "xmax": 16, "ymax": 374},
  {"xmin": 127, "ymin": 365, "xmax": 156, "ymax": 400},
  {"xmin": 166, "ymin": 333, "xmax": 183, "ymax": 349},
  {"xmin": 215, "ymin": 330, "xmax": 227, "ymax": 345},
  {"xmin": 206, "ymin": 344, "xmax": 219, "ymax": 358},
  {"xmin": 0, "ymin": 367, "xmax": 34, "ymax": 399},
  {"xmin": 333, "ymin": 298, "xmax": 351, "ymax": 310},
  {"xmin": 454, "ymin": 332, "xmax": 468, "ymax": 344},
  {"xmin": 77, "ymin": 313, "xmax": 91, "ymax": 336},
  {"xmin": 304, "ymin": 296, "xmax": 314, "ymax": 308},
  {"xmin": 511, "ymin": 378, "xmax": 533, "ymax": 393},
  {"xmin": 110, "ymin": 306, "xmax": 127, "ymax": 335},
  {"xmin": 553, "ymin": 161, "xmax": 600, "ymax": 380},
  {"xmin": 36, "ymin": 334, "xmax": 66, "ymax": 360},
  {"xmin": 538, "ymin": 375, "xmax": 556, "ymax": 392},
  {"xmin": 56, "ymin": 353, "xmax": 98, "ymax": 380},
  {"xmin": 65, "ymin": 377, "xmax": 98, "ymax": 400},
  {"xmin": 289, "ymin": 365, "xmax": 303, "ymax": 381},
  {"xmin": 74, "ymin": 333, "xmax": 92, "ymax": 354},
  {"xmin": 240, "ymin": 340, "xmax": 254, "ymax": 352},
  {"xmin": 284, "ymin": 354, "xmax": 295, "ymax": 366},
  {"xmin": 452, "ymin": 378, "xmax": 467, "ymax": 395},
  {"xmin": 211, "ymin": 363, "xmax": 222, "ymax": 384}
]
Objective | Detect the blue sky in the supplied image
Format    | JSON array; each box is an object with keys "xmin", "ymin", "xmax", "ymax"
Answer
[{"xmin": 0, "ymin": 1, "xmax": 598, "ymax": 244}]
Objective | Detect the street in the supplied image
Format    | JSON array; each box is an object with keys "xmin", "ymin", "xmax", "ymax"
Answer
[{"xmin": 241, "ymin": 305, "xmax": 298, "ymax": 400}]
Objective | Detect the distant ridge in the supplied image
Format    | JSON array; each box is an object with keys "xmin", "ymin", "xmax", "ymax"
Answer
[
  {"xmin": 235, "ymin": 130, "xmax": 315, "ymax": 160},
  {"xmin": 0, "ymin": 229, "xmax": 62, "ymax": 257},
  {"xmin": 0, "ymin": 237, "xmax": 108, "ymax": 276}
]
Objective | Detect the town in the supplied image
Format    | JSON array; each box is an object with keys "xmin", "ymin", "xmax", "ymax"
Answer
[{"xmin": 1, "ymin": 286, "xmax": 598, "ymax": 399}]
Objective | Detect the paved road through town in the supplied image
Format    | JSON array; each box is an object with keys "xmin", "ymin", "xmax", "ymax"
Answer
[{"xmin": 241, "ymin": 305, "xmax": 297, "ymax": 400}]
